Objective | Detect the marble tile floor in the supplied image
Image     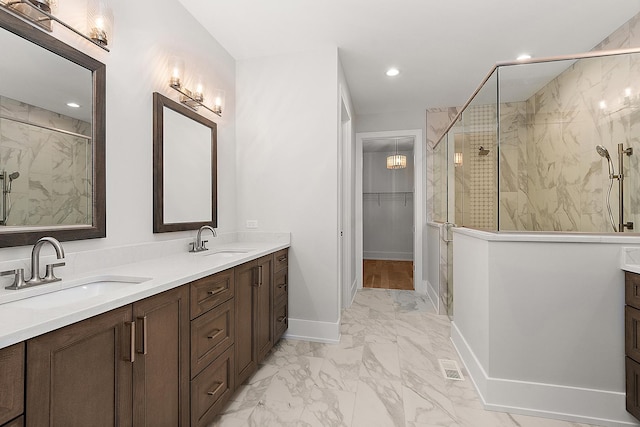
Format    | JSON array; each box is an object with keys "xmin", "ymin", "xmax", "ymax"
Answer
[{"xmin": 211, "ymin": 289, "xmax": 599, "ymax": 427}]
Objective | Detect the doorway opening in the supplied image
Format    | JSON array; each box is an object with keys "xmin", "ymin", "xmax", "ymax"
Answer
[{"xmin": 356, "ymin": 129, "xmax": 424, "ymax": 294}]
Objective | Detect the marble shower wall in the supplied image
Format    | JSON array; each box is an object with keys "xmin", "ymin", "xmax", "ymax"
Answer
[
  {"xmin": 499, "ymin": 51, "xmax": 640, "ymax": 232},
  {"xmin": 0, "ymin": 96, "xmax": 92, "ymax": 227}
]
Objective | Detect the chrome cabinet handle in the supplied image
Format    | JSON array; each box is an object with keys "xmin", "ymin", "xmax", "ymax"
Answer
[
  {"xmin": 207, "ymin": 329, "xmax": 223, "ymax": 340},
  {"xmin": 207, "ymin": 381, "xmax": 224, "ymax": 396},
  {"xmin": 277, "ymin": 316, "xmax": 287, "ymax": 323},
  {"xmin": 206, "ymin": 286, "xmax": 225, "ymax": 297},
  {"xmin": 278, "ymin": 255, "xmax": 287, "ymax": 262},
  {"xmin": 128, "ymin": 321, "xmax": 136, "ymax": 363},
  {"xmin": 137, "ymin": 316, "xmax": 148, "ymax": 355},
  {"xmin": 258, "ymin": 265, "xmax": 263, "ymax": 287}
]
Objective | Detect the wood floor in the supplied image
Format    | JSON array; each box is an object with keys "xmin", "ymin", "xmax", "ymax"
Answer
[{"xmin": 363, "ymin": 259, "xmax": 414, "ymax": 290}]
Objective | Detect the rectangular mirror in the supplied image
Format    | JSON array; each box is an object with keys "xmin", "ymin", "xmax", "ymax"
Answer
[
  {"xmin": 153, "ymin": 92, "xmax": 217, "ymax": 233},
  {"xmin": 0, "ymin": 8, "xmax": 105, "ymax": 247}
]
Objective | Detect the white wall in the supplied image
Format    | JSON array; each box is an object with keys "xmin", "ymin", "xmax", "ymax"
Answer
[
  {"xmin": 451, "ymin": 228, "xmax": 640, "ymax": 427},
  {"xmin": 362, "ymin": 150, "xmax": 414, "ymax": 260},
  {"xmin": 236, "ymin": 47, "xmax": 342, "ymax": 342},
  {"xmin": 0, "ymin": 0, "xmax": 236, "ymax": 263}
]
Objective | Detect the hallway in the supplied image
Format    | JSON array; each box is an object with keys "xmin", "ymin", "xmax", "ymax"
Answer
[{"xmin": 212, "ymin": 289, "xmax": 596, "ymax": 426}]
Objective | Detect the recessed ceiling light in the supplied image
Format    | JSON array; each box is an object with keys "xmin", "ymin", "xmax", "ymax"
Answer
[
  {"xmin": 66, "ymin": 102, "xmax": 81, "ymax": 108},
  {"xmin": 516, "ymin": 54, "xmax": 532, "ymax": 61},
  {"xmin": 386, "ymin": 68, "xmax": 400, "ymax": 77}
]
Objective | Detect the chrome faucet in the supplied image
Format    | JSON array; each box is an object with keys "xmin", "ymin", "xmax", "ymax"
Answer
[
  {"xmin": 190, "ymin": 225, "xmax": 217, "ymax": 252},
  {"xmin": 28, "ymin": 237, "xmax": 65, "ymax": 285},
  {"xmin": 1, "ymin": 236, "xmax": 66, "ymax": 290}
]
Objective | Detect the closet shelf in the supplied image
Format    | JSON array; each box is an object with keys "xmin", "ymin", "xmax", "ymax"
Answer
[{"xmin": 363, "ymin": 192, "xmax": 413, "ymax": 207}]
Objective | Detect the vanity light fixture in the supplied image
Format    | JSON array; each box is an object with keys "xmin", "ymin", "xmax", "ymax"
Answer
[
  {"xmin": 386, "ymin": 138, "xmax": 407, "ymax": 170},
  {"xmin": 87, "ymin": 0, "xmax": 113, "ymax": 47},
  {"xmin": 168, "ymin": 58, "xmax": 224, "ymax": 117},
  {"xmin": 1, "ymin": 0, "xmax": 112, "ymax": 51}
]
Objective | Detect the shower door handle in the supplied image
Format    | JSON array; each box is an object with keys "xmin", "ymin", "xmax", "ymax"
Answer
[{"xmin": 442, "ymin": 222, "xmax": 456, "ymax": 243}]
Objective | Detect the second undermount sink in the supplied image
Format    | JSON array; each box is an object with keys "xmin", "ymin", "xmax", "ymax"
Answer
[
  {"xmin": 7, "ymin": 275, "xmax": 152, "ymax": 309},
  {"xmin": 202, "ymin": 249, "xmax": 252, "ymax": 258}
]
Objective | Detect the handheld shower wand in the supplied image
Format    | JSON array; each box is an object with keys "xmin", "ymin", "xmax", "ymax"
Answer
[
  {"xmin": 596, "ymin": 144, "xmax": 633, "ymax": 232},
  {"xmin": 596, "ymin": 145, "xmax": 616, "ymax": 232}
]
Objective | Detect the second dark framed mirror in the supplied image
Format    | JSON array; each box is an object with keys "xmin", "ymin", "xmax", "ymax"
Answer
[{"xmin": 153, "ymin": 92, "xmax": 217, "ymax": 233}]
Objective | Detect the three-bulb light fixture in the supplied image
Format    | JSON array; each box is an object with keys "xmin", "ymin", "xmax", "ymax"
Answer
[
  {"xmin": 1, "ymin": 0, "xmax": 113, "ymax": 51},
  {"xmin": 168, "ymin": 57, "xmax": 224, "ymax": 117}
]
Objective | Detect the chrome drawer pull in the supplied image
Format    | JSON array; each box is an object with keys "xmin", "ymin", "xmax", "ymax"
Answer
[
  {"xmin": 206, "ymin": 286, "xmax": 225, "ymax": 297},
  {"xmin": 277, "ymin": 316, "xmax": 286, "ymax": 323},
  {"xmin": 127, "ymin": 321, "xmax": 136, "ymax": 363},
  {"xmin": 278, "ymin": 255, "xmax": 287, "ymax": 262},
  {"xmin": 207, "ymin": 381, "xmax": 224, "ymax": 396},
  {"xmin": 277, "ymin": 283, "xmax": 287, "ymax": 289},
  {"xmin": 207, "ymin": 329, "xmax": 223, "ymax": 340}
]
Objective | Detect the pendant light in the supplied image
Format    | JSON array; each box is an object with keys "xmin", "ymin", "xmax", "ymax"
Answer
[{"xmin": 386, "ymin": 138, "xmax": 407, "ymax": 169}]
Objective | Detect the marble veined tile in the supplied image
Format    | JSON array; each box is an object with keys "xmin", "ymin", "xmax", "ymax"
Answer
[
  {"xmin": 454, "ymin": 406, "xmax": 517, "ymax": 427},
  {"xmin": 298, "ymin": 387, "xmax": 356, "ymax": 427},
  {"xmin": 314, "ymin": 345, "xmax": 363, "ymax": 392},
  {"xmin": 360, "ymin": 342, "xmax": 402, "ymax": 381},
  {"xmin": 231, "ymin": 363, "xmax": 279, "ymax": 403},
  {"xmin": 351, "ymin": 377, "xmax": 404, "ymax": 427},
  {"xmin": 246, "ymin": 398, "xmax": 305, "ymax": 427},
  {"xmin": 403, "ymin": 386, "xmax": 458, "ymax": 427}
]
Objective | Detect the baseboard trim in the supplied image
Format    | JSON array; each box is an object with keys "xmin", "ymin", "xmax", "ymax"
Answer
[
  {"xmin": 363, "ymin": 251, "xmax": 413, "ymax": 261},
  {"xmin": 284, "ymin": 317, "xmax": 341, "ymax": 344},
  {"xmin": 426, "ymin": 279, "xmax": 439, "ymax": 312},
  {"xmin": 450, "ymin": 322, "xmax": 640, "ymax": 427}
]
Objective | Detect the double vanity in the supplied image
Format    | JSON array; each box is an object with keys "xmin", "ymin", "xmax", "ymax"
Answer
[{"xmin": 0, "ymin": 236, "xmax": 290, "ymax": 427}]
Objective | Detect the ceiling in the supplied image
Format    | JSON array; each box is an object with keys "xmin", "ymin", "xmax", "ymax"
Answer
[
  {"xmin": 177, "ymin": 0, "xmax": 640, "ymax": 116},
  {"xmin": 363, "ymin": 137, "xmax": 414, "ymax": 153}
]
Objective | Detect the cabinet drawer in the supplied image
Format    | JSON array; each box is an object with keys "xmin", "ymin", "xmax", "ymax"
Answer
[
  {"xmin": 627, "ymin": 305, "xmax": 640, "ymax": 362},
  {"xmin": 191, "ymin": 346, "xmax": 235, "ymax": 427},
  {"xmin": 628, "ymin": 357, "xmax": 640, "ymax": 420},
  {"xmin": 0, "ymin": 343, "xmax": 24, "ymax": 425},
  {"xmin": 191, "ymin": 269, "xmax": 234, "ymax": 319},
  {"xmin": 191, "ymin": 299, "xmax": 235, "ymax": 378},
  {"xmin": 274, "ymin": 248, "xmax": 288, "ymax": 272},
  {"xmin": 274, "ymin": 268, "xmax": 288, "ymax": 305},
  {"xmin": 626, "ymin": 272, "xmax": 640, "ymax": 310},
  {"xmin": 274, "ymin": 301, "xmax": 288, "ymax": 343}
]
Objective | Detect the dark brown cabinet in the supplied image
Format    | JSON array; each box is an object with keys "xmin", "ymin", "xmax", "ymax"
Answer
[
  {"xmin": 0, "ymin": 343, "xmax": 24, "ymax": 426},
  {"xmin": 189, "ymin": 270, "xmax": 236, "ymax": 427},
  {"xmin": 26, "ymin": 287, "xmax": 189, "ymax": 427},
  {"xmin": 235, "ymin": 254, "xmax": 275, "ymax": 384},
  {"xmin": 273, "ymin": 249, "xmax": 289, "ymax": 343},
  {"xmin": 626, "ymin": 271, "xmax": 640, "ymax": 421},
  {"xmin": 3, "ymin": 246, "xmax": 289, "ymax": 427},
  {"xmin": 132, "ymin": 286, "xmax": 190, "ymax": 427},
  {"xmin": 26, "ymin": 306, "xmax": 134, "ymax": 427}
]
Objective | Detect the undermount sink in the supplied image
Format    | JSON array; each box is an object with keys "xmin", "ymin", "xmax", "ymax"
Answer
[
  {"xmin": 202, "ymin": 249, "xmax": 252, "ymax": 258},
  {"xmin": 7, "ymin": 275, "xmax": 152, "ymax": 309}
]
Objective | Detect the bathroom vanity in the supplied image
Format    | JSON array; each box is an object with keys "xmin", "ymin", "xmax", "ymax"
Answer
[
  {"xmin": 0, "ymin": 243, "xmax": 288, "ymax": 427},
  {"xmin": 626, "ymin": 271, "xmax": 640, "ymax": 421}
]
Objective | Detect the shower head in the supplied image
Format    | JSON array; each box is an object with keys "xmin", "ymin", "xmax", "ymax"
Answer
[
  {"xmin": 596, "ymin": 145, "xmax": 611, "ymax": 160},
  {"xmin": 8, "ymin": 172, "xmax": 19, "ymax": 181}
]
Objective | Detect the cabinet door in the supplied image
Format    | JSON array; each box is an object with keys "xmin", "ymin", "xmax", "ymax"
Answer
[
  {"xmin": 0, "ymin": 343, "xmax": 24, "ymax": 425},
  {"xmin": 255, "ymin": 255, "xmax": 274, "ymax": 363},
  {"xmin": 132, "ymin": 286, "xmax": 190, "ymax": 427},
  {"xmin": 235, "ymin": 260, "xmax": 257, "ymax": 385},
  {"xmin": 26, "ymin": 306, "xmax": 133, "ymax": 427}
]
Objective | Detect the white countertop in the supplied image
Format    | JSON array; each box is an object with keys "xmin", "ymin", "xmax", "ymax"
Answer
[
  {"xmin": 622, "ymin": 246, "xmax": 640, "ymax": 274},
  {"xmin": 0, "ymin": 240, "xmax": 289, "ymax": 348}
]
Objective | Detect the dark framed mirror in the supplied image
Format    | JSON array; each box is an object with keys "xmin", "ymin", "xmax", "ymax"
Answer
[
  {"xmin": 153, "ymin": 92, "xmax": 217, "ymax": 233},
  {"xmin": 0, "ymin": 8, "xmax": 106, "ymax": 247}
]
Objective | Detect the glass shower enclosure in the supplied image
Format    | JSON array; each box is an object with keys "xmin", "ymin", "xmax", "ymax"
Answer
[{"xmin": 432, "ymin": 46, "xmax": 640, "ymax": 315}]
